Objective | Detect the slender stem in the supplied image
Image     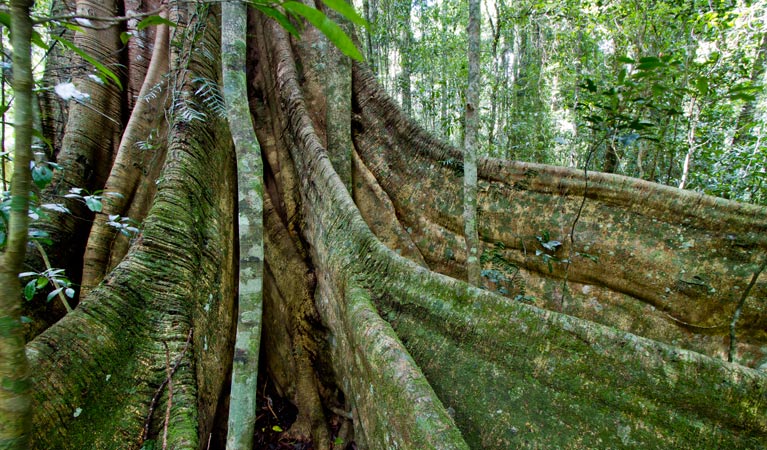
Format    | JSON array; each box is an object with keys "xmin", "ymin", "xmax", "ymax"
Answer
[
  {"xmin": 728, "ymin": 257, "xmax": 766, "ymax": 363},
  {"xmin": 33, "ymin": 241, "xmax": 72, "ymax": 313}
]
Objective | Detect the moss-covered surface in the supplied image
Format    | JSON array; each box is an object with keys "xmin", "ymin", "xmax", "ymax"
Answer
[
  {"xmin": 374, "ymin": 260, "xmax": 766, "ymax": 448},
  {"xmin": 352, "ymin": 63, "xmax": 767, "ymax": 366},
  {"xmin": 26, "ymin": 6, "xmax": 236, "ymax": 449},
  {"xmin": 24, "ymin": 5, "xmax": 767, "ymax": 450}
]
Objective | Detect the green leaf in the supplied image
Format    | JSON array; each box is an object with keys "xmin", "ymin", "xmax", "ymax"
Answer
[
  {"xmin": 47, "ymin": 287, "xmax": 64, "ymax": 302},
  {"xmin": 65, "ymin": 287, "xmax": 75, "ymax": 298},
  {"xmin": 283, "ymin": 2, "xmax": 364, "ymax": 61},
  {"xmin": 84, "ymin": 196, "xmax": 102, "ymax": 212},
  {"xmin": 32, "ymin": 129, "xmax": 54, "ymax": 153},
  {"xmin": 252, "ymin": 5, "xmax": 300, "ymax": 38},
  {"xmin": 31, "ymin": 30, "xmax": 47, "ymax": 50},
  {"xmin": 695, "ymin": 77, "xmax": 709, "ymax": 96},
  {"xmin": 120, "ymin": 31, "xmax": 132, "ymax": 46},
  {"xmin": 582, "ymin": 78, "xmax": 597, "ymax": 93},
  {"xmin": 24, "ymin": 280, "xmax": 37, "ymax": 300},
  {"xmin": 730, "ymin": 92, "xmax": 756, "ymax": 102},
  {"xmin": 617, "ymin": 56, "xmax": 635, "ymax": 64},
  {"xmin": 36, "ymin": 276, "xmax": 49, "ymax": 289},
  {"xmin": 51, "ymin": 36, "xmax": 123, "ymax": 90},
  {"xmin": 728, "ymin": 83, "xmax": 762, "ymax": 94},
  {"xmin": 320, "ymin": 0, "xmax": 369, "ymax": 28},
  {"xmin": 272, "ymin": 425, "xmax": 283, "ymax": 432},
  {"xmin": 637, "ymin": 61, "xmax": 664, "ymax": 70},
  {"xmin": 31, "ymin": 165, "xmax": 53, "ymax": 189},
  {"xmin": 617, "ymin": 68, "xmax": 627, "ymax": 84},
  {"xmin": 136, "ymin": 15, "xmax": 177, "ymax": 31}
]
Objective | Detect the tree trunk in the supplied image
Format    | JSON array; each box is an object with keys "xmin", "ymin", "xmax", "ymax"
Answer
[
  {"xmin": 0, "ymin": 1, "xmax": 34, "ymax": 447},
  {"xmin": 464, "ymin": 0, "xmax": 481, "ymax": 285},
  {"xmin": 398, "ymin": 0, "xmax": 412, "ymax": 116},
  {"xmin": 19, "ymin": 3, "xmax": 767, "ymax": 449}
]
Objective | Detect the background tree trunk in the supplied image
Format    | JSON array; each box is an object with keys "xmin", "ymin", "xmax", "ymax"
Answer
[{"xmin": 464, "ymin": 0, "xmax": 481, "ymax": 285}]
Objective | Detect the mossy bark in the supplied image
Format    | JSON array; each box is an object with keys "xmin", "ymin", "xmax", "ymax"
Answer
[
  {"xmin": 352, "ymin": 64, "xmax": 767, "ymax": 366},
  {"xmin": 26, "ymin": 6, "xmax": 236, "ymax": 449},
  {"xmin": 80, "ymin": 12, "xmax": 170, "ymax": 296},
  {"xmin": 250, "ymin": 12, "xmax": 767, "ymax": 448},
  {"xmin": 20, "ymin": 4, "xmax": 767, "ymax": 450},
  {"xmin": 0, "ymin": 2, "xmax": 34, "ymax": 447},
  {"xmin": 222, "ymin": 2, "xmax": 264, "ymax": 448}
]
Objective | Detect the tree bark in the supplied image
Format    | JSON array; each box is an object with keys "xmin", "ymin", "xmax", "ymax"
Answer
[
  {"xmin": 221, "ymin": 2, "xmax": 263, "ymax": 448},
  {"xmin": 16, "ymin": 3, "xmax": 767, "ymax": 449},
  {"xmin": 80, "ymin": 9, "xmax": 170, "ymax": 296},
  {"xmin": 0, "ymin": 2, "xmax": 34, "ymax": 447},
  {"xmin": 463, "ymin": 0, "xmax": 481, "ymax": 286}
]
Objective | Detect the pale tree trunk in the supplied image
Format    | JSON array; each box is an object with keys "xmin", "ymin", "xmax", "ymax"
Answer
[
  {"xmin": 0, "ymin": 1, "xmax": 34, "ymax": 447},
  {"xmin": 464, "ymin": 0, "xmax": 481, "ymax": 285},
  {"xmin": 399, "ymin": 0, "xmax": 412, "ymax": 116},
  {"xmin": 732, "ymin": 32, "xmax": 767, "ymax": 149},
  {"xmin": 486, "ymin": 0, "xmax": 502, "ymax": 157},
  {"xmin": 221, "ymin": 2, "xmax": 263, "ymax": 448},
  {"xmin": 16, "ymin": 3, "xmax": 767, "ymax": 449},
  {"xmin": 679, "ymin": 97, "xmax": 699, "ymax": 190}
]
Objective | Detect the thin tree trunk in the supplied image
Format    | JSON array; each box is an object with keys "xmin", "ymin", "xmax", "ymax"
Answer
[
  {"xmin": 0, "ymin": 2, "xmax": 34, "ymax": 447},
  {"xmin": 679, "ymin": 97, "xmax": 699, "ymax": 189},
  {"xmin": 464, "ymin": 0, "xmax": 481, "ymax": 285},
  {"xmin": 399, "ymin": 0, "xmax": 412, "ymax": 116},
  {"xmin": 732, "ymin": 32, "xmax": 767, "ymax": 149},
  {"xmin": 222, "ymin": 2, "xmax": 263, "ymax": 448}
]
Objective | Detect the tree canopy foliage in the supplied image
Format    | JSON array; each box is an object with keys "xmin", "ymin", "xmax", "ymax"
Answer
[{"xmin": 363, "ymin": 0, "xmax": 767, "ymax": 204}]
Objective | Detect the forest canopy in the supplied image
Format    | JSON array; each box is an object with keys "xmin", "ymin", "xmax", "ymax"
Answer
[{"xmin": 360, "ymin": 0, "xmax": 767, "ymax": 204}]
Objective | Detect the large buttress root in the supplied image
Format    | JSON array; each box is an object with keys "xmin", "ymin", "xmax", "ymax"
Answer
[
  {"xmin": 351, "ymin": 63, "xmax": 767, "ymax": 366},
  {"xmin": 81, "ymin": 10, "xmax": 171, "ymax": 296},
  {"xmin": 250, "ymin": 10, "xmax": 766, "ymax": 449},
  {"xmin": 27, "ymin": 7, "xmax": 236, "ymax": 449}
]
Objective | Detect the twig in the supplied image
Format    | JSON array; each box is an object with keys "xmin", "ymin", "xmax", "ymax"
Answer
[
  {"xmin": 31, "ymin": 8, "xmax": 164, "ymax": 26},
  {"xmin": 140, "ymin": 328, "xmax": 193, "ymax": 444},
  {"xmin": 559, "ymin": 138, "xmax": 602, "ymax": 308},
  {"xmin": 266, "ymin": 396, "xmax": 279, "ymax": 421},
  {"xmin": 329, "ymin": 406, "xmax": 353, "ymax": 420},
  {"xmin": 728, "ymin": 257, "xmax": 766, "ymax": 363}
]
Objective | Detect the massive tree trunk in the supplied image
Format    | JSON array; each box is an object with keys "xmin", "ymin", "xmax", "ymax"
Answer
[{"xmin": 23, "ymin": 2, "xmax": 767, "ymax": 449}]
